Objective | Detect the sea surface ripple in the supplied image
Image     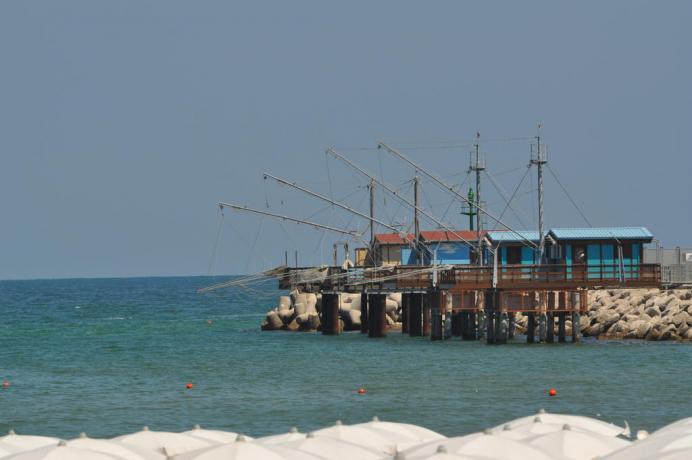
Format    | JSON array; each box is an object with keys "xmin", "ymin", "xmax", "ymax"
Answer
[{"xmin": 0, "ymin": 276, "xmax": 690, "ymax": 439}]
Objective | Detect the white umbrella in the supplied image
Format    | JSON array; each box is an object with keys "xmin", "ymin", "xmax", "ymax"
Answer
[
  {"xmin": 395, "ymin": 445, "xmax": 489, "ymax": 460},
  {"xmin": 173, "ymin": 435, "xmax": 324, "ymax": 460},
  {"xmin": 255, "ymin": 427, "xmax": 306, "ymax": 445},
  {"xmin": 652, "ymin": 417, "xmax": 692, "ymax": 436},
  {"xmin": 312, "ymin": 420, "xmax": 398, "ymax": 455},
  {"xmin": 402, "ymin": 430, "xmax": 554, "ymax": 460},
  {"xmin": 1, "ymin": 440, "xmax": 124, "ymax": 460},
  {"xmin": 282, "ymin": 432, "xmax": 382, "ymax": 460},
  {"xmin": 113, "ymin": 426, "xmax": 212, "ymax": 457},
  {"xmin": 0, "ymin": 430, "xmax": 59, "ymax": 454},
  {"xmin": 495, "ymin": 416, "xmax": 591, "ymax": 441},
  {"xmin": 494, "ymin": 410, "xmax": 628, "ymax": 438},
  {"xmin": 600, "ymin": 432, "xmax": 692, "ymax": 459},
  {"xmin": 353, "ymin": 416, "xmax": 446, "ymax": 449},
  {"xmin": 182, "ymin": 425, "xmax": 250, "ymax": 444},
  {"xmin": 67, "ymin": 433, "xmax": 166, "ymax": 460},
  {"xmin": 528, "ymin": 424, "xmax": 630, "ymax": 460}
]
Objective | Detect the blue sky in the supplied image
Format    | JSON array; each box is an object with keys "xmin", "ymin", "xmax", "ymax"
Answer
[{"xmin": 1, "ymin": 1, "xmax": 690, "ymax": 279}]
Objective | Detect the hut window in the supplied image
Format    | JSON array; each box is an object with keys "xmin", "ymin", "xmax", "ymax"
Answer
[{"xmin": 622, "ymin": 243, "xmax": 633, "ymax": 259}]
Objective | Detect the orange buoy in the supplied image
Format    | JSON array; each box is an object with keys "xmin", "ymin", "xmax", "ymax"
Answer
[
  {"xmin": 207, "ymin": 320, "xmax": 213, "ymax": 325},
  {"xmin": 357, "ymin": 387, "xmax": 366, "ymax": 395},
  {"xmin": 2, "ymin": 380, "xmax": 9, "ymax": 389},
  {"xmin": 186, "ymin": 383, "xmax": 194, "ymax": 390},
  {"xmin": 549, "ymin": 388, "xmax": 557, "ymax": 396}
]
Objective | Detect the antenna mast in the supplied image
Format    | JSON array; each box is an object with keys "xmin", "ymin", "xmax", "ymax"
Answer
[
  {"xmin": 530, "ymin": 123, "xmax": 548, "ymax": 263},
  {"xmin": 470, "ymin": 132, "xmax": 485, "ymax": 266},
  {"xmin": 414, "ymin": 174, "xmax": 421, "ymax": 263}
]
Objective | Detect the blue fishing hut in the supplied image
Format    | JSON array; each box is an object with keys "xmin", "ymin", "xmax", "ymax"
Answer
[
  {"xmin": 547, "ymin": 227, "xmax": 653, "ymax": 279},
  {"xmin": 486, "ymin": 230, "xmax": 541, "ymax": 266}
]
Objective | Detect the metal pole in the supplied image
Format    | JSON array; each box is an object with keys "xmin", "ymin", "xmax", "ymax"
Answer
[
  {"xmin": 473, "ymin": 133, "xmax": 483, "ymax": 266},
  {"xmin": 369, "ymin": 179, "xmax": 375, "ymax": 246},
  {"xmin": 414, "ymin": 175, "xmax": 421, "ymax": 264},
  {"xmin": 369, "ymin": 179, "xmax": 375, "ymax": 265},
  {"xmin": 218, "ymin": 203, "xmax": 359, "ymax": 237},
  {"xmin": 532, "ymin": 126, "xmax": 547, "ymax": 264}
]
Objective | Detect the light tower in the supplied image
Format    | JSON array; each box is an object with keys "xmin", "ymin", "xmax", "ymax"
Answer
[{"xmin": 530, "ymin": 124, "xmax": 548, "ymax": 264}]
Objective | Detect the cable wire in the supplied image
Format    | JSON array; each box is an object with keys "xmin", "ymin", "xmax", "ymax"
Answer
[{"xmin": 547, "ymin": 164, "xmax": 593, "ymax": 227}]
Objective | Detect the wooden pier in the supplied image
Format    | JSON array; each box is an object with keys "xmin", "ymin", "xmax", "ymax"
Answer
[{"xmin": 277, "ymin": 262, "xmax": 661, "ymax": 344}]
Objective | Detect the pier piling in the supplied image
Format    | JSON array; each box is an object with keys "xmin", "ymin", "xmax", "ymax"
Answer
[
  {"xmin": 360, "ymin": 292, "xmax": 368, "ymax": 334},
  {"xmin": 321, "ymin": 293, "xmax": 340, "ymax": 335},
  {"xmin": 367, "ymin": 294, "xmax": 387, "ymax": 338},
  {"xmin": 571, "ymin": 311, "xmax": 580, "ymax": 342},
  {"xmin": 526, "ymin": 313, "xmax": 536, "ymax": 343},
  {"xmin": 557, "ymin": 312, "xmax": 566, "ymax": 343},
  {"xmin": 423, "ymin": 292, "xmax": 432, "ymax": 337},
  {"xmin": 401, "ymin": 293, "xmax": 410, "ymax": 334},
  {"xmin": 452, "ymin": 311, "xmax": 463, "ymax": 337},
  {"xmin": 539, "ymin": 313, "xmax": 547, "ymax": 343},
  {"xmin": 408, "ymin": 293, "xmax": 423, "ymax": 336}
]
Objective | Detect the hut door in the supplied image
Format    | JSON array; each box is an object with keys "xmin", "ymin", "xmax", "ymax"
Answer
[{"xmin": 573, "ymin": 244, "xmax": 586, "ymax": 281}]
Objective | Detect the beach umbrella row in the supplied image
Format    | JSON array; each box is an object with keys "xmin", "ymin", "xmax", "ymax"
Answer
[{"xmin": 4, "ymin": 412, "xmax": 692, "ymax": 460}]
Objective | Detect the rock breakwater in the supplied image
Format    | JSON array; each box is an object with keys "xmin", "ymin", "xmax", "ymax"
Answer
[
  {"xmin": 262, "ymin": 288, "xmax": 692, "ymax": 341},
  {"xmin": 261, "ymin": 290, "xmax": 403, "ymax": 332}
]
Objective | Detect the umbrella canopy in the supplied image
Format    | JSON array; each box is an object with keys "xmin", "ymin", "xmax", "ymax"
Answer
[
  {"xmin": 495, "ymin": 416, "xmax": 591, "ymax": 441},
  {"xmin": 528, "ymin": 424, "xmax": 630, "ymax": 460},
  {"xmin": 493, "ymin": 410, "xmax": 628, "ymax": 437},
  {"xmin": 653, "ymin": 417, "xmax": 692, "ymax": 436},
  {"xmin": 397, "ymin": 444, "xmax": 490, "ymax": 460},
  {"xmin": 1, "ymin": 440, "xmax": 124, "ymax": 460},
  {"xmin": 255, "ymin": 427, "xmax": 307, "ymax": 445},
  {"xmin": 113, "ymin": 426, "xmax": 212, "ymax": 457},
  {"xmin": 312, "ymin": 420, "xmax": 399, "ymax": 455},
  {"xmin": 600, "ymin": 432, "xmax": 692, "ymax": 459},
  {"xmin": 173, "ymin": 435, "xmax": 324, "ymax": 460},
  {"xmin": 353, "ymin": 416, "xmax": 445, "ymax": 449},
  {"xmin": 402, "ymin": 430, "xmax": 554, "ymax": 460},
  {"xmin": 182, "ymin": 425, "xmax": 250, "ymax": 444},
  {"xmin": 67, "ymin": 433, "xmax": 166, "ymax": 460},
  {"xmin": 0, "ymin": 430, "xmax": 59, "ymax": 454},
  {"xmin": 282, "ymin": 433, "xmax": 382, "ymax": 460}
]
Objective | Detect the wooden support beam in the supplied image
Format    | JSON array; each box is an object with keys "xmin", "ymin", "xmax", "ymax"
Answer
[{"xmin": 321, "ymin": 293, "xmax": 340, "ymax": 335}]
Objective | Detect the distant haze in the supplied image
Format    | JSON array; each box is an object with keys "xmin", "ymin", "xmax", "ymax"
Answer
[{"xmin": 1, "ymin": 1, "xmax": 690, "ymax": 280}]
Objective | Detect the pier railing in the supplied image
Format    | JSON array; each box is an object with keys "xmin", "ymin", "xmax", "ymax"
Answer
[{"xmin": 278, "ymin": 263, "xmax": 661, "ymax": 291}]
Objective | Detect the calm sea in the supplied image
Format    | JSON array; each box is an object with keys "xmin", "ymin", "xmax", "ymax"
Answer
[{"xmin": 0, "ymin": 276, "xmax": 689, "ymax": 439}]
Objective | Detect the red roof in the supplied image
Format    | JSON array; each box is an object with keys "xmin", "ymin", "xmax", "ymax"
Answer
[
  {"xmin": 420, "ymin": 230, "xmax": 486, "ymax": 242},
  {"xmin": 374, "ymin": 233, "xmax": 414, "ymax": 245},
  {"xmin": 374, "ymin": 230, "xmax": 488, "ymax": 244}
]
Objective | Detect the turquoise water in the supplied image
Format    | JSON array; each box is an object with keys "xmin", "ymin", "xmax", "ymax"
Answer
[{"xmin": 0, "ymin": 276, "xmax": 690, "ymax": 439}]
